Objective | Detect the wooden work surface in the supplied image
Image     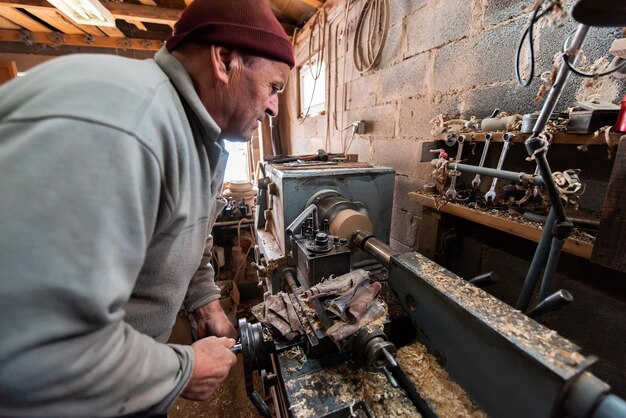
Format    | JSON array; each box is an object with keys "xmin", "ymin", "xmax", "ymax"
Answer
[
  {"xmin": 433, "ymin": 131, "xmax": 621, "ymax": 145},
  {"xmin": 409, "ymin": 192, "xmax": 593, "ymax": 260}
]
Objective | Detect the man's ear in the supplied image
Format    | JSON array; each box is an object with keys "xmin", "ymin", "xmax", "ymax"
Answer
[
  {"xmin": 211, "ymin": 45, "xmax": 245, "ymax": 85},
  {"xmin": 211, "ymin": 45, "xmax": 233, "ymax": 85}
]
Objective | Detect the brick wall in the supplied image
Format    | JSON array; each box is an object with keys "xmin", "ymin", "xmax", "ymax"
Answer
[{"xmin": 282, "ymin": 0, "xmax": 625, "ymax": 251}]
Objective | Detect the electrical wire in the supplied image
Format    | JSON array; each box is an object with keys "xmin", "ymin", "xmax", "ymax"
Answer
[
  {"xmin": 353, "ymin": 0, "xmax": 389, "ymax": 74},
  {"xmin": 334, "ymin": 0, "xmax": 351, "ymax": 132},
  {"xmin": 296, "ymin": 9, "xmax": 327, "ymax": 125},
  {"xmin": 561, "ymin": 32, "xmax": 626, "ymax": 78},
  {"xmin": 211, "ymin": 248, "xmax": 221, "ymax": 280},
  {"xmin": 233, "ymin": 244, "xmax": 253, "ymax": 284},
  {"xmin": 515, "ymin": 0, "xmax": 557, "ymax": 87},
  {"xmin": 343, "ymin": 130, "xmax": 357, "ymax": 155},
  {"xmin": 236, "ymin": 217, "xmax": 246, "ymax": 247}
]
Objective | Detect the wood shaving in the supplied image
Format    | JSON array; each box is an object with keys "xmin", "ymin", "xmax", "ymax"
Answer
[
  {"xmin": 396, "ymin": 342, "xmax": 486, "ymax": 418},
  {"xmin": 396, "ymin": 252, "xmax": 589, "ymax": 376},
  {"xmin": 284, "ymin": 364, "xmax": 419, "ymax": 417}
]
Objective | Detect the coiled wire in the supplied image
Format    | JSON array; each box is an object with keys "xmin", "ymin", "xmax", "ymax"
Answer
[{"xmin": 353, "ymin": 0, "xmax": 389, "ymax": 74}]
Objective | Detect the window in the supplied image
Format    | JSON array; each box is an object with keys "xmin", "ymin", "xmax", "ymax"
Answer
[
  {"xmin": 223, "ymin": 140, "xmax": 250, "ymax": 183},
  {"xmin": 299, "ymin": 55, "xmax": 326, "ymax": 118}
]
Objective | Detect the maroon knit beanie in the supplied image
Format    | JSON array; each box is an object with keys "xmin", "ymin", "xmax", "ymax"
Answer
[{"xmin": 166, "ymin": 0, "xmax": 295, "ymax": 69}]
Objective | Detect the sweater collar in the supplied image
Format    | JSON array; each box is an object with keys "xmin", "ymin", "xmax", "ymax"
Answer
[{"xmin": 154, "ymin": 47, "xmax": 221, "ymax": 142}]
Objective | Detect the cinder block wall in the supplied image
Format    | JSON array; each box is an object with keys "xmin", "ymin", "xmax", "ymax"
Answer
[
  {"xmin": 282, "ymin": 0, "xmax": 625, "ymax": 252},
  {"xmin": 281, "ymin": 0, "xmax": 626, "ymax": 396}
]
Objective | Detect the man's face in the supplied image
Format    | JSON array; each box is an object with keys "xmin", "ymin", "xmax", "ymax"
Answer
[{"xmin": 221, "ymin": 56, "xmax": 290, "ymax": 141}]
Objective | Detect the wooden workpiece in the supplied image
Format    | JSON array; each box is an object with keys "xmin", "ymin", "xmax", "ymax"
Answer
[{"xmin": 409, "ymin": 192, "xmax": 593, "ymax": 260}]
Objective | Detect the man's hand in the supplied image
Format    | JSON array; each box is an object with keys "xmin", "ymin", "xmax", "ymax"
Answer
[
  {"xmin": 193, "ymin": 300, "xmax": 237, "ymax": 339},
  {"xmin": 182, "ymin": 336, "xmax": 237, "ymax": 401}
]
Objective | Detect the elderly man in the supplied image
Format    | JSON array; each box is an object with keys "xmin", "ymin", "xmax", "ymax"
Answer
[{"xmin": 0, "ymin": 0, "xmax": 293, "ymax": 416}]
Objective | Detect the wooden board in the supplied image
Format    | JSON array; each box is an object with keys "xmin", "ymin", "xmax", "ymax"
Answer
[
  {"xmin": 0, "ymin": 0, "xmax": 181, "ymax": 25},
  {"xmin": 74, "ymin": 23, "xmax": 106, "ymax": 37},
  {"xmin": 0, "ymin": 15, "xmax": 19, "ymax": 28},
  {"xmin": 409, "ymin": 192, "xmax": 593, "ymax": 260},
  {"xmin": 27, "ymin": 9, "xmax": 85, "ymax": 34},
  {"xmin": 592, "ymin": 137, "xmax": 626, "ymax": 272},
  {"xmin": 0, "ymin": 29, "xmax": 160, "ymax": 50},
  {"xmin": 0, "ymin": 60, "xmax": 17, "ymax": 84},
  {"xmin": 0, "ymin": 6, "xmax": 52, "ymax": 32},
  {"xmin": 96, "ymin": 25, "xmax": 125, "ymax": 38}
]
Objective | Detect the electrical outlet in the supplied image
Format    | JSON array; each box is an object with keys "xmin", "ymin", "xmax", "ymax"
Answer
[{"xmin": 352, "ymin": 120, "xmax": 366, "ymax": 135}]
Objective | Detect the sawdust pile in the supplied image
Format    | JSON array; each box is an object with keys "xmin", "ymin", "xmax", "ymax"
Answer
[
  {"xmin": 285, "ymin": 365, "xmax": 418, "ymax": 417},
  {"xmin": 286, "ymin": 339, "xmax": 487, "ymax": 418},
  {"xmin": 396, "ymin": 342, "xmax": 487, "ymax": 418}
]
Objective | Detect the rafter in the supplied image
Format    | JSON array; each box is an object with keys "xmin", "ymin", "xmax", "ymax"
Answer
[
  {"xmin": 0, "ymin": 0, "xmax": 180, "ymax": 25},
  {"xmin": 0, "ymin": 0, "xmax": 298, "ymax": 35},
  {"xmin": 0, "ymin": 28, "xmax": 161, "ymax": 50}
]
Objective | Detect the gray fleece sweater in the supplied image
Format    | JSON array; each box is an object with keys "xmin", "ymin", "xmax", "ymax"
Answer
[{"xmin": 0, "ymin": 48, "xmax": 227, "ymax": 416}]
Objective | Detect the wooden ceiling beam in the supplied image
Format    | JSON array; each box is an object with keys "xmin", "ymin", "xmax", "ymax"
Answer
[
  {"xmin": 0, "ymin": 28, "xmax": 161, "ymax": 50},
  {"xmin": 0, "ymin": 15, "xmax": 20, "ymax": 29},
  {"xmin": 0, "ymin": 0, "xmax": 299, "ymax": 33},
  {"xmin": 101, "ymin": 1, "xmax": 180, "ymax": 25},
  {"xmin": 27, "ymin": 9, "xmax": 85, "ymax": 34},
  {"xmin": 0, "ymin": 0, "xmax": 181, "ymax": 25},
  {"xmin": 0, "ymin": 5, "xmax": 51, "ymax": 31},
  {"xmin": 0, "ymin": 0, "xmax": 300, "ymax": 38}
]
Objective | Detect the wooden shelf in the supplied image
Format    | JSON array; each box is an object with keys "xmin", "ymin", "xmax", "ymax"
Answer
[
  {"xmin": 409, "ymin": 192, "xmax": 593, "ymax": 260},
  {"xmin": 433, "ymin": 131, "xmax": 621, "ymax": 145}
]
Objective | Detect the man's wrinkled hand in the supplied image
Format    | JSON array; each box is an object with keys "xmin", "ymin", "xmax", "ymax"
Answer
[
  {"xmin": 193, "ymin": 300, "xmax": 237, "ymax": 339},
  {"xmin": 182, "ymin": 336, "xmax": 237, "ymax": 401}
]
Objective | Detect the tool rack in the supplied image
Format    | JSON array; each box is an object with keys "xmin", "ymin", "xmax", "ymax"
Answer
[{"xmin": 418, "ymin": 131, "xmax": 625, "ymax": 274}]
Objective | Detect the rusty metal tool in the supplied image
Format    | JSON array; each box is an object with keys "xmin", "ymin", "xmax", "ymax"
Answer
[
  {"xmin": 484, "ymin": 133, "xmax": 513, "ymax": 202},
  {"xmin": 471, "ymin": 133, "xmax": 493, "ymax": 187},
  {"xmin": 445, "ymin": 135, "xmax": 465, "ymax": 200}
]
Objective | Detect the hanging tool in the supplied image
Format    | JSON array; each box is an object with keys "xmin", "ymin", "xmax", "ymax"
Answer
[
  {"xmin": 471, "ymin": 133, "xmax": 493, "ymax": 188},
  {"xmin": 484, "ymin": 133, "xmax": 513, "ymax": 202},
  {"xmin": 445, "ymin": 135, "xmax": 466, "ymax": 200}
]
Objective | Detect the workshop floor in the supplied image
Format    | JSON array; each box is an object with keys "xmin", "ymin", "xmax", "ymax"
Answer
[{"xmin": 168, "ymin": 356, "xmax": 261, "ymax": 418}]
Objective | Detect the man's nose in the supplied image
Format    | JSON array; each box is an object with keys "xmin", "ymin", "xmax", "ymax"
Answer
[{"xmin": 266, "ymin": 95, "xmax": 278, "ymax": 117}]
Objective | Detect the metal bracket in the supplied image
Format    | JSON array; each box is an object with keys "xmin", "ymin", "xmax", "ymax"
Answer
[
  {"xmin": 118, "ymin": 38, "xmax": 132, "ymax": 50},
  {"xmin": 49, "ymin": 32, "xmax": 65, "ymax": 47},
  {"xmin": 18, "ymin": 30, "xmax": 32, "ymax": 46}
]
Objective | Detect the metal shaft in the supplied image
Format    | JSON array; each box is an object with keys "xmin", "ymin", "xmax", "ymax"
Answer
[
  {"xmin": 517, "ymin": 208, "xmax": 557, "ymax": 311},
  {"xmin": 527, "ymin": 289, "xmax": 573, "ymax": 319},
  {"xmin": 353, "ymin": 231, "xmax": 399, "ymax": 267},
  {"xmin": 527, "ymin": 23, "xmax": 589, "ymax": 222},
  {"xmin": 286, "ymin": 204, "xmax": 317, "ymax": 236},
  {"xmin": 515, "ymin": 24, "xmax": 590, "ymax": 313},
  {"xmin": 446, "ymin": 162, "xmax": 544, "ymax": 186},
  {"xmin": 538, "ymin": 236, "xmax": 565, "ymax": 301},
  {"xmin": 532, "ymin": 24, "xmax": 589, "ymax": 136}
]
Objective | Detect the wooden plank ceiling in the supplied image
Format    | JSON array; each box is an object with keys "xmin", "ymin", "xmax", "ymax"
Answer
[{"xmin": 0, "ymin": 0, "xmax": 322, "ymax": 53}]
